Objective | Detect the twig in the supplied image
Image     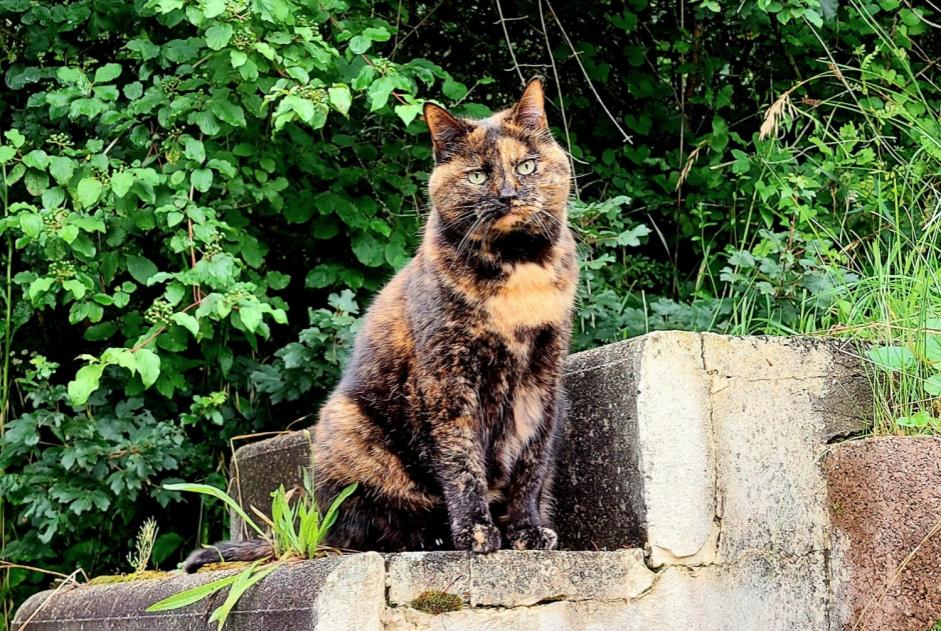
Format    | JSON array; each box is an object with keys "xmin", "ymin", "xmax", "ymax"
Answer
[
  {"xmin": 495, "ymin": 0, "xmax": 525, "ymax": 85},
  {"xmin": 389, "ymin": 0, "xmax": 446, "ymax": 59},
  {"xmin": 544, "ymin": 0, "xmax": 631, "ymax": 143},
  {"xmin": 537, "ymin": 0, "xmax": 578, "ymax": 197}
]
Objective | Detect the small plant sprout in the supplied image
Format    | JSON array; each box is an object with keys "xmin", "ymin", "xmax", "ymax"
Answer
[
  {"xmin": 127, "ymin": 518, "xmax": 159, "ymax": 575},
  {"xmin": 147, "ymin": 450, "xmax": 356, "ymax": 630}
]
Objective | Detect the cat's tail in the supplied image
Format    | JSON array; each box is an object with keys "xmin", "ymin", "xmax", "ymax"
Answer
[{"xmin": 183, "ymin": 539, "xmax": 274, "ymax": 573}]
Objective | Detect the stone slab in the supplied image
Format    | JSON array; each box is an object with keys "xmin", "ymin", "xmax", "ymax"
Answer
[
  {"xmin": 386, "ymin": 549, "xmax": 654, "ymax": 608},
  {"xmin": 825, "ymin": 436, "xmax": 941, "ymax": 631},
  {"xmin": 13, "ymin": 552, "xmax": 385, "ymax": 631}
]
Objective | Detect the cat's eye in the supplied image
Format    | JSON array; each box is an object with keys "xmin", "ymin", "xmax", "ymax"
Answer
[
  {"xmin": 516, "ymin": 159, "xmax": 537, "ymax": 175},
  {"xmin": 466, "ymin": 170, "xmax": 488, "ymax": 185}
]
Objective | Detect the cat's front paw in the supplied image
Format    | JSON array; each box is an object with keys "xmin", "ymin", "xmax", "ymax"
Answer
[
  {"xmin": 506, "ymin": 524, "xmax": 558, "ymax": 550},
  {"xmin": 453, "ymin": 523, "xmax": 502, "ymax": 554}
]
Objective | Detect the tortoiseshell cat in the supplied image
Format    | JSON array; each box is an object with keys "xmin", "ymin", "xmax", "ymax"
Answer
[{"xmin": 185, "ymin": 78, "xmax": 576, "ymax": 571}]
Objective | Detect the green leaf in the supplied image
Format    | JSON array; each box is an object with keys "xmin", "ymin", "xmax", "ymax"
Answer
[
  {"xmin": 191, "ymin": 168, "xmax": 213, "ymax": 192},
  {"xmin": 208, "ymin": 563, "xmax": 280, "ymax": 630},
  {"xmin": 58, "ymin": 224, "xmax": 79, "ymax": 244},
  {"xmin": 126, "ymin": 255, "xmax": 159, "ymax": 284},
  {"xmin": 146, "ymin": 574, "xmax": 240, "ymax": 612},
  {"xmin": 351, "ymin": 231, "xmax": 385, "ymax": 267},
  {"xmin": 68, "ymin": 363, "xmax": 105, "ymax": 406},
  {"xmin": 866, "ymin": 345, "xmax": 917, "ymax": 372},
  {"xmin": 135, "ymin": 348, "xmax": 161, "ymax": 387},
  {"xmin": 394, "ymin": 103, "xmax": 422, "ymax": 126},
  {"xmin": 209, "ymin": 97, "xmax": 246, "ymax": 127},
  {"xmin": 328, "ymin": 85, "xmax": 352, "ymax": 116},
  {"xmin": 22, "ymin": 149, "xmax": 49, "ymax": 170},
  {"xmin": 925, "ymin": 374, "xmax": 941, "ymax": 397},
  {"xmin": 63, "ymin": 279, "xmax": 86, "ymax": 299},
  {"xmin": 183, "ymin": 137, "xmax": 206, "ymax": 164},
  {"xmin": 896, "ymin": 410, "xmax": 935, "ymax": 428},
  {"xmin": 205, "ymin": 24, "xmax": 234, "ymax": 50},
  {"xmin": 171, "ymin": 312, "xmax": 200, "ymax": 337},
  {"xmin": 0, "ymin": 145, "xmax": 15, "ymax": 164},
  {"xmin": 442, "ymin": 78, "xmax": 467, "ymax": 101},
  {"xmin": 76, "ymin": 177, "xmax": 103, "ymax": 208},
  {"xmin": 4, "ymin": 129, "xmax": 25, "ymax": 148},
  {"xmin": 161, "ymin": 483, "xmax": 265, "ymax": 537},
  {"xmin": 28, "ymin": 277, "xmax": 55, "ymax": 301},
  {"xmin": 19, "ymin": 213, "xmax": 42, "ymax": 238},
  {"xmin": 230, "ymin": 50, "xmax": 248, "ymax": 67},
  {"xmin": 111, "ymin": 171, "xmax": 135, "ymax": 197},
  {"xmin": 49, "ymin": 156, "xmax": 75, "ymax": 184},
  {"xmin": 238, "ymin": 302, "xmax": 263, "ymax": 332},
  {"xmin": 94, "ymin": 63, "xmax": 122, "ymax": 83},
  {"xmin": 203, "ymin": 0, "xmax": 227, "ymax": 18},
  {"xmin": 348, "ymin": 35, "xmax": 371, "ymax": 55}
]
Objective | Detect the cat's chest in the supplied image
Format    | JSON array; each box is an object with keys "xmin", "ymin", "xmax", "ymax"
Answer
[{"xmin": 483, "ymin": 261, "xmax": 575, "ymax": 343}]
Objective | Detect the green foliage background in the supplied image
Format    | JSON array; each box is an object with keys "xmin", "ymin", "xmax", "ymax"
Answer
[{"xmin": 0, "ymin": 0, "xmax": 938, "ymax": 621}]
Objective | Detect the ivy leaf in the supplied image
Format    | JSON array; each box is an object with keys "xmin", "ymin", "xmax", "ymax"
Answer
[
  {"xmin": 76, "ymin": 177, "xmax": 103, "ymax": 208},
  {"xmin": 205, "ymin": 24, "xmax": 234, "ymax": 50},
  {"xmin": 68, "ymin": 363, "xmax": 105, "ymax": 406},
  {"xmin": 135, "ymin": 349, "xmax": 161, "ymax": 387}
]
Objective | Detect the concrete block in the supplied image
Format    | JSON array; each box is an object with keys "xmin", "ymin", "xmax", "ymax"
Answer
[
  {"xmin": 12, "ymin": 552, "xmax": 385, "ymax": 631},
  {"xmin": 386, "ymin": 550, "xmax": 653, "ymax": 608}
]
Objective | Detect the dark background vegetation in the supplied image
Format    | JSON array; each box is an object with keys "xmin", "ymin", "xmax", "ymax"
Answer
[{"xmin": 1, "ymin": 0, "xmax": 938, "ymax": 622}]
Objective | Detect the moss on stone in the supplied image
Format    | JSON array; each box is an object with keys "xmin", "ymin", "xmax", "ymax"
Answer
[
  {"xmin": 87, "ymin": 570, "xmax": 169, "ymax": 585},
  {"xmin": 409, "ymin": 590, "xmax": 463, "ymax": 615}
]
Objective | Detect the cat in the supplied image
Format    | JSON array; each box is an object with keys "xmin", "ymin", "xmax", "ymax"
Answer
[{"xmin": 184, "ymin": 77, "xmax": 577, "ymax": 572}]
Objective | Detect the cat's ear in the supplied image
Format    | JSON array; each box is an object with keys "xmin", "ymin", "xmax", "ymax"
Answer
[
  {"xmin": 512, "ymin": 77, "xmax": 548, "ymax": 131},
  {"xmin": 423, "ymin": 103, "xmax": 470, "ymax": 156}
]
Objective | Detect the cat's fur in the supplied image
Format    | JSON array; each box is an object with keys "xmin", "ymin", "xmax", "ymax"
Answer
[{"xmin": 184, "ymin": 78, "xmax": 576, "ymax": 572}]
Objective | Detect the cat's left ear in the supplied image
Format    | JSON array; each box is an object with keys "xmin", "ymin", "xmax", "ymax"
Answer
[{"xmin": 512, "ymin": 77, "xmax": 548, "ymax": 131}]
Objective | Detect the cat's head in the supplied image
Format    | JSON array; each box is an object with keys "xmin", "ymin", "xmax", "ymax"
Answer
[{"xmin": 423, "ymin": 78, "xmax": 571, "ymax": 243}]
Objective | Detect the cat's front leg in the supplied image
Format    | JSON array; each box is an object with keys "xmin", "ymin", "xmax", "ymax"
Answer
[
  {"xmin": 430, "ymin": 414, "xmax": 502, "ymax": 553},
  {"xmin": 504, "ymin": 394, "xmax": 562, "ymax": 551}
]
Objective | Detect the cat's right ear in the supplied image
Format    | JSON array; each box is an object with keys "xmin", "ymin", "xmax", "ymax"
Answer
[{"xmin": 423, "ymin": 103, "xmax": 469, "ymax": 159}]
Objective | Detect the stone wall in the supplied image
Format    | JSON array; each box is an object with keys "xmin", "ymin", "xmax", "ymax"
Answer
[{"xmin": 15, "ymin": 333, "xmax": 941, "ymax": 630}]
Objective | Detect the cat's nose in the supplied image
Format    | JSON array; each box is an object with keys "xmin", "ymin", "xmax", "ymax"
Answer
[{"xmin": 498, "ymin": 184, "xmax": 518, "ymax": 204}]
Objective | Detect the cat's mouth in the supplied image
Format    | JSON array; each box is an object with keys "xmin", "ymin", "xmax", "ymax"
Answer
[{"xmin": 492, "ymin": 205, "xmax": 534, "ymax": 230}]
